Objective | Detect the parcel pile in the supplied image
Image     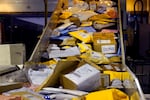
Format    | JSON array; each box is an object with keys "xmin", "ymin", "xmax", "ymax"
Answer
[{"xmin": 0, "ymin": 0, "xmax": 141, "ymax": 100}]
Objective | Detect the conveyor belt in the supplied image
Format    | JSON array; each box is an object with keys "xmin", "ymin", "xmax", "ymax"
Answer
[{"xmin": 28, "ymin": 0, "xmax": 145, "ymax": 99}]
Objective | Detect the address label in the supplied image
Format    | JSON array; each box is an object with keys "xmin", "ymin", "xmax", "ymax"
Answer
[{"xmin": 101, "ymin": 45, "xmax": 116, "ymax": 54}]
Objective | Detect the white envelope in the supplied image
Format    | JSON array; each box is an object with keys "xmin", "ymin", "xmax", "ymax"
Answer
[{"xmin": 48, "ymin": 46, "xmax": 80, "ymax": 58}]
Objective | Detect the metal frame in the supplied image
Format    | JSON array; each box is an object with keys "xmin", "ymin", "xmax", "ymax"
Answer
[{"xmin": 118, "ymin": 0, "xmax": 145, "ymax": 99}]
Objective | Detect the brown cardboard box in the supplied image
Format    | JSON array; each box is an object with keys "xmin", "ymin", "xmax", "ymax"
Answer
[
  {"xmin": 100, "ymin": 74, "xmax": 110, "ymax": 88},
  {"xmin": 93, "ymin": 33, "xmax": 117, "ymax": 54}
]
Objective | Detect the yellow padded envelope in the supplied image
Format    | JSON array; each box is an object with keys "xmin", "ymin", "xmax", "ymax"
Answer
[
  {"xmin": 85, "ymin": 89, "xmax": 129, "ymax": 100},
  {"xmin": 104, "ymin": 71, "xmax": 131, "ymax": 81},
  {"xmin": 69, "ymin": 30, "xmax": 92, "ymax": 43}
]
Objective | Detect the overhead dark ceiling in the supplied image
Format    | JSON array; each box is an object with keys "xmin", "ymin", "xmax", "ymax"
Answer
[{"xmin": 0, "ymin": 0, "xmax": 57, "ymax": 13}]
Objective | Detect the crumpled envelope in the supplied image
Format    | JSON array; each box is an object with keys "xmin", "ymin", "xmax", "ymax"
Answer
[{"xmin": 80, "ymin": 50, "xmax": 110, "ymax": 64}]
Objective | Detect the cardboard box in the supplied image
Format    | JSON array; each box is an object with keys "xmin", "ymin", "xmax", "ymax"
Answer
[
  {"xmin": 0, "ymin": 43, "xmax": 25, "ymax": 65},
  {"xmin": 61, "ymin": 64, "xmax": 101, "ymax": 92},
  {"xmin": 93, "ymin": 33, "xmax": 117, "ymax": 54},
  {"xmin": 100, "ymin": 74, "xmax": 110, "ymax": 88}
]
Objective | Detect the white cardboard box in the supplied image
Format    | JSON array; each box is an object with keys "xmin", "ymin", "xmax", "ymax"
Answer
[
  {"xmin": 61, "ymin": 64, "xmax": 101, "ymax": 92},
  {"xmin": 0, "ymin": 43, "xmax": 25, "ymax": 65}
]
